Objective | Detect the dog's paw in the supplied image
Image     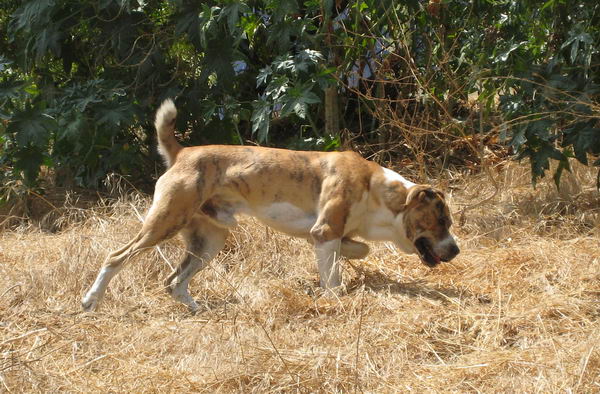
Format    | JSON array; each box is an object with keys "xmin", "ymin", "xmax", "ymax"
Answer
[
  {"xmin": 188, "ymin": 304, "xmax": 200, "ymax": 315},
  {"xmin": 169, "ymin": 285, "xmax": 200, "ymax": 313},
  {"xmin": 81, "ymin": 295, "xmax": 98, "ymax": 312},
  {"xmin": 313, "ymin": 283, "xmax": 347, "ymax": 300}
]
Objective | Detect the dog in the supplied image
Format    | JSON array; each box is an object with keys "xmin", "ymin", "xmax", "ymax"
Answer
[{"xmin": 82, "ymin": 99, "xmax": 460, "ymax": 312}]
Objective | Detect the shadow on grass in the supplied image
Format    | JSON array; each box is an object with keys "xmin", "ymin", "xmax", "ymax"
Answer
[{"xmin": 345, "ymin": 267, "xmax": 491, "ymax": 305}]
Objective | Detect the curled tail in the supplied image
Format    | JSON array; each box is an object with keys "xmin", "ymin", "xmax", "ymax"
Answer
[{"xmin": 155, "ymin": 99, "xmax": 182, "ymax": 167}]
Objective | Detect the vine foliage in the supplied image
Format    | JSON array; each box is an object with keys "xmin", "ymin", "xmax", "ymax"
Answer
[{"xmin": 0, "ymin": 0, "xmax": 599, "ymax": 195}]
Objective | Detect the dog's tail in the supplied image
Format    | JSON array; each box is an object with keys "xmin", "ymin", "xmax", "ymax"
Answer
[{"xmin": 155, "ymin": 98, "xmax": 182, "ymax": 168}]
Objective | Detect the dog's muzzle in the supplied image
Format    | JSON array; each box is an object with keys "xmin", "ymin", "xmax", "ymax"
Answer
[{"xmin": 414, "ymin": 237, "xmax": 460, "ymax": 267}]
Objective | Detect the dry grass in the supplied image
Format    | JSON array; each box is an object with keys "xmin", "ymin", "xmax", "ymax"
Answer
[{"xmin": 1, "ymin": 162, "xmax": 599, "ymax": 393}]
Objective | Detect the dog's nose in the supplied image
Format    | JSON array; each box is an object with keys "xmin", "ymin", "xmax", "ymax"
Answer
[{"xmin": 448, "ymin": 244, "xmax": 460, "ymax": 259}]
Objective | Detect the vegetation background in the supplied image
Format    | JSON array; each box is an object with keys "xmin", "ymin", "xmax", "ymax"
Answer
[
  {"xmin": 1, "ymin": 0, "xmax": 599, "ymax": 193},
  {"xmin": 1, "ymin": 0, "xmax": 599, "ymax": 392}
]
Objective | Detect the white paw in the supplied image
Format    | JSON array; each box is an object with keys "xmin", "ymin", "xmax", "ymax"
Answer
[{"xmin": 81, "ymin": 294, "xmax": 99, "ymax": 312}]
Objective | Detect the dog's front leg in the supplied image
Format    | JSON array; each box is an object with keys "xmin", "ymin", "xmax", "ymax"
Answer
[
  {"xmin": 310, "ymin": 198, "xmax": 348, "ymax": 290},
  {"xmin": 313, "ymin": 238, "xmax": 342, "ymax": 289}
]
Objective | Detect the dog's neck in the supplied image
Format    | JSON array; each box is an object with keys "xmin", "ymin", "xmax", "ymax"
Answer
[
  {"xmin": 356, "ymin": 168, "xmax": 418, "ymax": 254},
  {"xmin": 382, "ymin": 167, "xmax": 416, "ymax": 189}
]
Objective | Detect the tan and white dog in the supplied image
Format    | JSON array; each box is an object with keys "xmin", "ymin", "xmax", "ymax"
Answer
[{"xmin": 82, "ymin": 99, "xmax": 460, "ymax": 312}]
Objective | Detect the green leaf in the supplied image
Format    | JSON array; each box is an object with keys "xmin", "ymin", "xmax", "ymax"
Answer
[
  {"xmin": 73, "ymin": 94, "xmax": 102, "ymax": 113},
  {"xmin": 317, "ymin": 67, "xmax": 337, "ymax": 77},
  {"xmin": 32, "ymin": 25, "xmax": 62, "ymax": 60},
  {"xmin": 9, "ymin": 105, "xmax": 52, "ymax": 148},
  {"xmin": 510, "ymin": 128, "xmax": 527, "ymax": 149},
  {"xmin": 494, "ymin": 41, "xmax": 527, "ymax": 63},
  {"xmin": 279, "ymin": 84, "xmax": 320, "ymax": 119},
  {"xmin": 295, "ymin": 49, "xmax": 324, "ymax": 72},
  {"xmin": 528, "ymin": 118, "xmax": 553, "ymax": 141},
  {"xmin": 0, "ymin": 78, "xmax": 29, "ymax": 101},
  {"xmin": 268, "ymin": 21, "xmax": 295, "ymax": 52},
  {"xmin": 251, "ymin": 99, "xmax": 271, "ymax": 143},
  {"xmin": 96, "ymin": 104, "xmax": 133, "ymax": 127},
  {"xmin": 300, "ymin": 89, "xmax": 320, "ymax": 104},
  {"xmin": 58, "ymin": 112, "xmax": 86, "ymax": 142},
  {"xmin": 540, "ymin": 0, "xmax": 556, "ymax": 11},
  {"xmin": 0, "ymin": 55, "xmax": 12, "ymax": 72},
  {"xmin": 553, "ymin": 156, "xmax": 571, "ymax": 189},
  {"xmin": 9, "ymin": 0, "xmax": 55, "ymax": 38},
  {"xmin": 273, "ymin": 56, "xmax": 295, "ymax": 73},
  {"xmin": 200, "ymin": 35, "xmax": 235, "ymax": 90},
  {"xmin": 266, "ymin": 76, "xmax": 289, "ymax": 100},
  {"xmin": 353, "ymin": 1, "xmax": 369, "ymax": 12},
  {"xmin": 219, "ymin": 2, "xmax": 250, "ymax": 33},
  {"xmin": 570, "ymin": 38, "xmax": 580, "ymax": 64},
  {"xmin": 200, "ymin": 100, "xmax": 217, "ymax": 120},
  {"xmin": 530, "ymin": 144, "xmax": 564, "ymax": 184},
  {"xmin": 269, "ymin": 0, "xmax": 299, "ymax": 22},
  {"xmin": 564, "ymin": 126, "xmax": 600, "ymax": 165},
  {"xmin": 292, "ymin": 101, "xmax": 307, "ymax": 118},
  {"xmin": 240, "ymin": 14, "xmax": 260, "ymax": 41},
  {"xmin": 322, "ymin": 134, "xmax": 341, "ymax": 151},
  {"xmin": 561, "ymin": 32, "xmax": 593, "ymax": 64},
  {"xmin": 99, "ymin": 0, "xmax": 114, "ymax": 11},
  {"xmin": 198, "ymin": 5, "xmax": 219, "ymax": 48},
  {"xmin": 14, "ymin": 146, "xmax": 45, "ymax": 186},
  {"xmin": 257, "ymin": 66, "xmax": 272, "ymax": 87}
]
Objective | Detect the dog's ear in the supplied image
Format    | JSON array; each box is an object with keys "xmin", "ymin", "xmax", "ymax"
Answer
[
  {"xmin": 384, "ymin": 184, "xmax": 442, "ymax": 214},
  {"xmin": 406, "ymin": 185, "xmax": 437, "ymax": 205}
]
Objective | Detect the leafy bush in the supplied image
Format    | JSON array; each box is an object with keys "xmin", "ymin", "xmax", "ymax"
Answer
[{"xmin": 0, "ymin": 0, "xmax": 598, "ymax": 195}]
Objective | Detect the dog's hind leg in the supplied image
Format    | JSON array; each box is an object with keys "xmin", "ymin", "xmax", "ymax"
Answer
[
  {"xmin": 340, "ymin": 238, "xmax": 370, "ymax": 259},
  {"xmin": 165, "ymin": 214, "xmax": 229, "ymax": 312},
  {"xmin": 82, "ymin": 177, "xmax": 199, "ymax": 311},
  {"xmin": 82, "ymin": 217, "xmax": 189, "ymax": 311}
]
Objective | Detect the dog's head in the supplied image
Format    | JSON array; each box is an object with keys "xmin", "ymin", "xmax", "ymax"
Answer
[{"xmin": 401, "ymin": 185, "xmax": 460, "ymax": 267}]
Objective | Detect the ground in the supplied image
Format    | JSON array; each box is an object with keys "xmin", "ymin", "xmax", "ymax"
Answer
[{"xmin": 1, "ymin": 163, "xmax": 599, "ymax": 392}]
